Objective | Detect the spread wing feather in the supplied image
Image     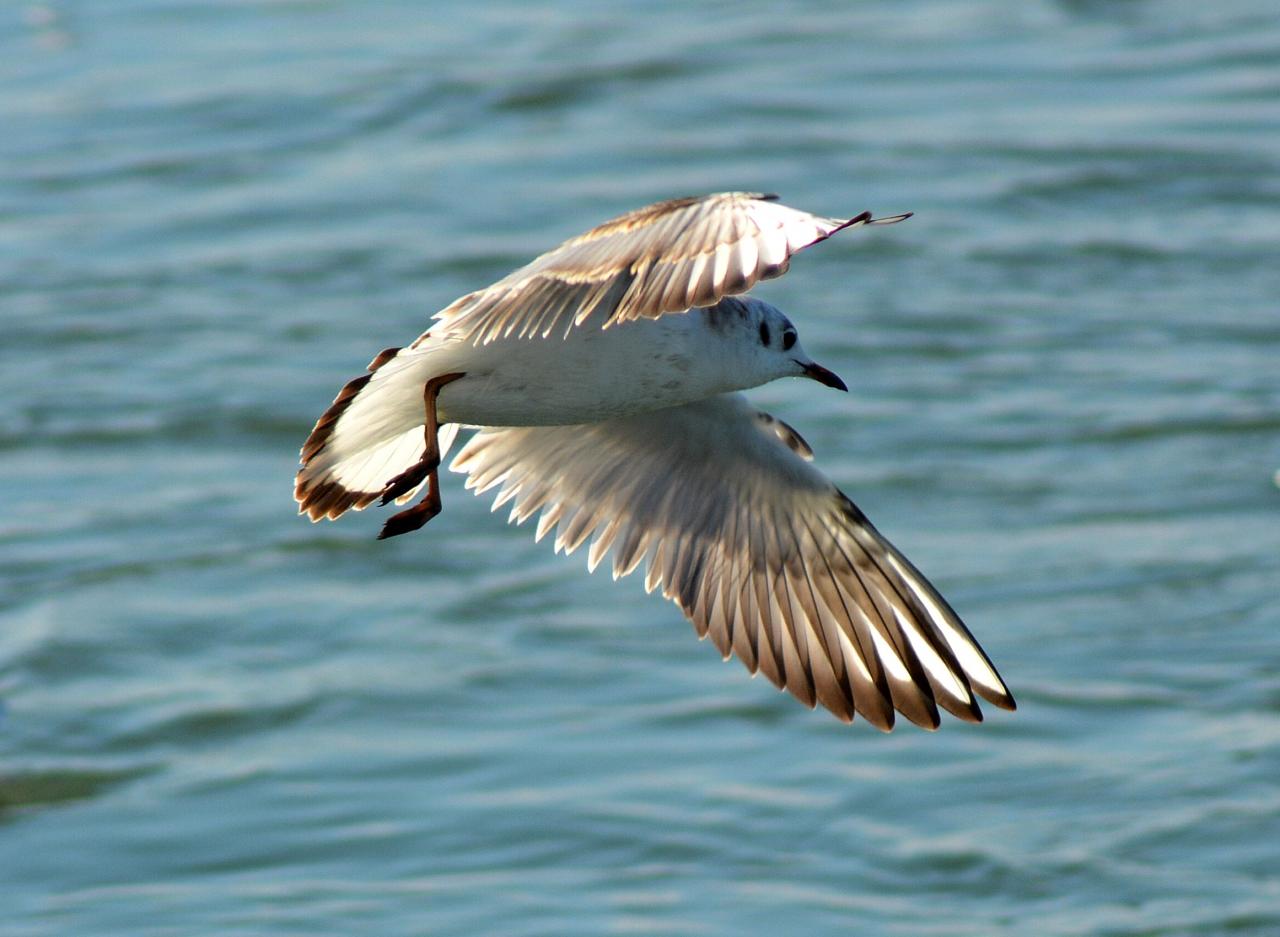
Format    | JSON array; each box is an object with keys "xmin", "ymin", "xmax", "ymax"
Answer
[
  {"xmin": 450, "ymin": 394, "xmax": 1014, "ymax": 729},
  {"xmin": 428, "ymin": 193, "xmax": 910, "ymax": 346}
]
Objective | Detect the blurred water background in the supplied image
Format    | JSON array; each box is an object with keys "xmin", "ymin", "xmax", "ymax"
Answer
[{"xmin": 3, "ymin": 1, "xmax": 1279, "ymax": 934}]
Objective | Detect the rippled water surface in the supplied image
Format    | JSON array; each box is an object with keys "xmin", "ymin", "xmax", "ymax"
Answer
[{"xmin": 3, "ymin": 1, "xmax": 1280, "ymax": 934}]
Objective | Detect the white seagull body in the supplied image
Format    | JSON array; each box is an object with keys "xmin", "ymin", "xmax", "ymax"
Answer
[{"xmin": 295, "ymin": 192, "xmax": 1015, "ymax": 730}]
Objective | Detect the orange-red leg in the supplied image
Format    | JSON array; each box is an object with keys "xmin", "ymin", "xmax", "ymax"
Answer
[{"xmin": 377, "ymin": 372, "xmax": 464, "ymax": 540}]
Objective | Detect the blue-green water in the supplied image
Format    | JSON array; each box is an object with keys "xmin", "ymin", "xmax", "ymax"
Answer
[{"xmin": 3, "ymin": 1, "xmax": 1280, "ymax": 934}]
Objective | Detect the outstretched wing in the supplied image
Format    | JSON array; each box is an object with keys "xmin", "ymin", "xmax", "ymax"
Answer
[
  {"xmin": 450, "ymin": 394, "xmax": 1013, "ymax": 729},
  {"xmin": 430, "ymin": 192, "xmax": 910, "ymax": 345}
]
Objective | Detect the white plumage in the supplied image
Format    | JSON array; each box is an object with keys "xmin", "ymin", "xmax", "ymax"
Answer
[{"xmin": 295, "ymin": 192, "xmax": 1015, "ymax": 729}]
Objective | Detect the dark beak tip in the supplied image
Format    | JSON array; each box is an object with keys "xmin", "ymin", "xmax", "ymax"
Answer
[{"xmin": 803, "ymin": 362, "xmax": 848, "ymax": 392}]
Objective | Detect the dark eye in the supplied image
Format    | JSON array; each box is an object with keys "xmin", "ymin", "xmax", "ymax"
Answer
[
  {"xmin": 758, "ymin": 322, "xmax": 771, "ymax": 346},
  {"xmin": 782, "ymin": 329, "xmax": 797, "ymax": 351}
]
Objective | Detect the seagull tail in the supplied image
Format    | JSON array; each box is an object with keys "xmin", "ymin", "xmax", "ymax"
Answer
[{"xmin": 294, "ymin": 346, "xmax": 459, "ymax": 522}]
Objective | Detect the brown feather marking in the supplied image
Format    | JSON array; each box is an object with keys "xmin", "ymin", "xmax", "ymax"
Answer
[
  {"xmin": 757, "ymin": 413, "xmax": 813, "ymax": 461},
  {"xmin": 299, "ymin": 373, "xmax": 371, "ymax": 462},
  {"xmin": 410, "ymin": 325, "xmax": 440, "ymax": 349},
  {"xmin": 296, "ymin": 478, "xmax": 380, "ymax": 522},
  {"xmin": 367, "ymin": 346, "xmax": 401, "ymax": 371},
  {"xmin": 295, "ymin": 346, "xmax": 413, "ymax": 517},
  {"xmin": 300, "ymin": 342, "xmax": 405, "ymax": 468},
  {"xmin": 573, "ymin": 195, "xmax": 703, "ymax": 241}
]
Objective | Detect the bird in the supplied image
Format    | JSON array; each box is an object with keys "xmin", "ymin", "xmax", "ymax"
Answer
[{"xmin": 295, "ymin": 192, "xmax": 1015, "ymax": 730}]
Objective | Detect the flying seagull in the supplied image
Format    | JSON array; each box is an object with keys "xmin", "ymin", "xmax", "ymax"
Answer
[{"xmin": 295, "ymin": 192, "xmax": 1015, "ymax": 730}]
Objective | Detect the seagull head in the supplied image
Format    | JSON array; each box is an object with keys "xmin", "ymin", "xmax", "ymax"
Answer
[{"xmin": 717, "ymin": 297, "xmax": 847, "ymax": 393}]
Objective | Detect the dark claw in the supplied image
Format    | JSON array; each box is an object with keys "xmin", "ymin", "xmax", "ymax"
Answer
[
  {"xmin": 379, "ymin": 457, "xmax": 438, "ymax": 506},
  {"xmin": 377, "ymin": 497, "xmax": 442, "ymax": 539}
]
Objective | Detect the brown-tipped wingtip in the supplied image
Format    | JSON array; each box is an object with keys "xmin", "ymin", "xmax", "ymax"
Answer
[
  {"xmin": 832, "ymin": 210, "xmax": 874, "ymax": 234},
  {"xmin": 975, "ymin": 684, "xmax": 1017, "ymax": 712}
]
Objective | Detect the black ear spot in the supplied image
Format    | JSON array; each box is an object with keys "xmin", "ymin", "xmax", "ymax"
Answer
[
  {"xmin": 782, "ymin": 329, "xmax": 797, "ymax": 351},
  {"xmin": 759, "ymin": 321, "xmax": 771, "ymax": 346}
]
